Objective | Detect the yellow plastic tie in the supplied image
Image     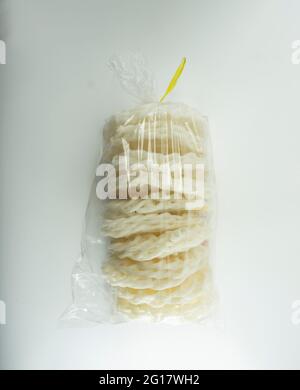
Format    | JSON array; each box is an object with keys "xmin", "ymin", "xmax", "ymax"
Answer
[{"xmin": 160, "ymin": 57, "xmax": 186, "ymax": 103}]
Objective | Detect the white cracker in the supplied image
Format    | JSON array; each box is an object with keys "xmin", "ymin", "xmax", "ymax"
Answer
[
  {"xmin": 102, "ymin": 245, "xmax": 208, "ymax": 289},
  {"xmin": 112, "ymin": 151, "xmax": 209, "ymax": 192},
  {"xmin": 104, "ymin": 149, "xmax": 209, "ymax": 200},
  {"xmin": 102, "ymin": 121, "xmax": 205, "ymax": 161},
  {"xmin": 103, "ymin": 102, "xmax": 206, "ymax": 141},
  {"xmin": 112, "ymin": 122, "xmax": 204, "ymax": 144},
  {"xmin": 110, "ymin": 224, "xmax": 211, "ymax": 261},
  {"xmin": 102, "ymin": 211, "xmax": 205, "ymax": 238},
  {"xmin": 112, "ymin": 150, "xmax": 207, "ymax": 170},
  {"xmin": 117, "ymin": 292, "xmax": 213, "ymax": 320},
  {"xmin": 104, "ymin": 163, "xmax": 209, "ymax": 201},
  {"xmin": 116, "ymin": 266, "xmax": 211, "ymax": 307},
  {"xmin": 105, "ymin": 198, "xmax": 211, "ymax": 216},
  {"xmin": 111, "ymin": 123, "xmax": 203, "ymax": 154}
]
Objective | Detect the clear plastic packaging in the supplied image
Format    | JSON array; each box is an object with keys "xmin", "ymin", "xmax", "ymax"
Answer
[{"xmin": 61, "ymin": 56, "xmax": 216, "ymax": 325}]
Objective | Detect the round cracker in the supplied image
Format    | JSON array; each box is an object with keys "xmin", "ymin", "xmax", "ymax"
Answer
[
  {"xmin": 104, "ymin": 197, "xmax": 212, "ymax": 216},
  {"xmin": 102, "ymin": 245, "xmax": 208, "ymax": 289},
  {"xmin": 102, "ymin": 211, "xmax": 205, "ymax": 238},
  {"xmin": 116, "ymin": 266, "xmax": 211, "ymax": 307},
  {"xmin": 110, "ymin": 224, "xmax": 211, "ymax": 261},
  {"xmin": 103, "ymin": 102, "xmax": 207, "ymax": 144},
  {"xmin": 117, "ymin": 292, "xmax": 213, "ymax": 320}
]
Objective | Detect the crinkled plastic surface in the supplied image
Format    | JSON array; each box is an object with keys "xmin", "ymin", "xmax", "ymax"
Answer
[{"xmin": 61, "ymin": 59, "xmax": 217, "ymax": 325}]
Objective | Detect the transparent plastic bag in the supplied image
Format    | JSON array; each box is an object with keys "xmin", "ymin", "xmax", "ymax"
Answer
[{"xmin": 61, "ymin": 56, "xmax": 217, "ymax": 325}]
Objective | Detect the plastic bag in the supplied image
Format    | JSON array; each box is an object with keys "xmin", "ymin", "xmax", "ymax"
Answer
[{"xmin": 61, "ymin": 56, "xmax": 217, "ymax": 325}]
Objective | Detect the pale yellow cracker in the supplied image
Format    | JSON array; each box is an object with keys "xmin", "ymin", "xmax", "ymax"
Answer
[
  {"xmin": 116, "ymin": 266, "xmax": 211, "ymax": 307},
  {"xmin": 102, "ymin": 245, "xmax": 208, "ymax": 289},
  {"xmin": 104, "ymin": 198, "xmax": 210, "ymax": 216},
  {"xmin": 102, "ymin": 122, "xmax": 205, "ymax": 161},
  {"xmin": 117, "ymin": 293, "xmax": 213, "ymax": 320},
  {"xmin": 102, "ymin": 211, "xmax": 204, "ymax": 238},
  {"xmin": 103, "ymin": 102, "xmax": 207, "ymax": 143},
  {"xmin": 110, "ymin": 224, "xmax": 211, "ymax": 261}
]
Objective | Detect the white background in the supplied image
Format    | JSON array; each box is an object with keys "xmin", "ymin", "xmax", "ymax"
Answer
[{"xmin": 1, "ymin": 0, "xmax": 300, "ymax": 370}]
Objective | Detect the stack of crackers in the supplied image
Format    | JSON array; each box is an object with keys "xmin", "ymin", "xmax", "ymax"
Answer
[{"xmin": 100, "ymin": 102, "xmax": 215, "ymax": 321}]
